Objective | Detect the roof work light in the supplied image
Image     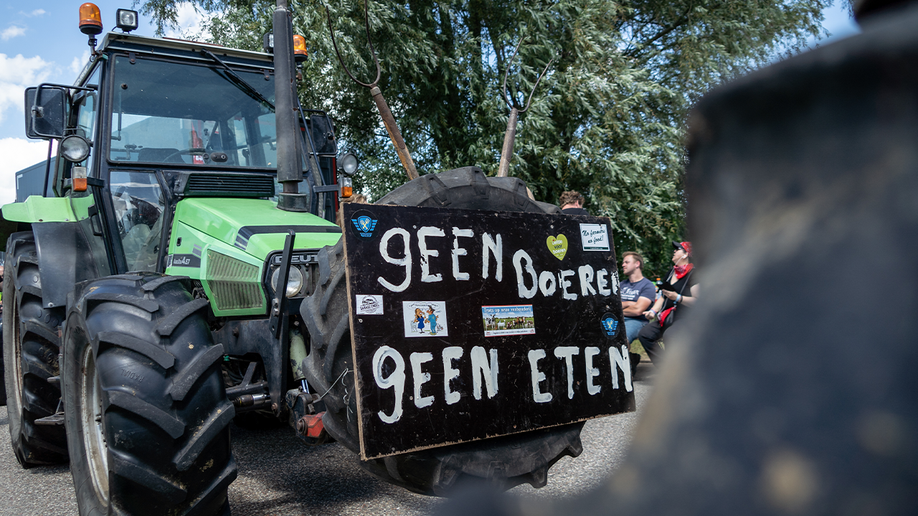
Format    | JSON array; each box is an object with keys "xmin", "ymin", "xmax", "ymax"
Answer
[
  {"xmin": 263, "ymin": 33, "xmax": 274, "ymax": 54},
  {"xmin": 79, "ymin": 3, "xmax": 103, "ymax": 35},
  {"xmin": 116, "ymin": 9, "xmax": 139, "ymax": 32}
]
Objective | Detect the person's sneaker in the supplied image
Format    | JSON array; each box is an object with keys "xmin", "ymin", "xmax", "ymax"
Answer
[{"xmin": 629, "ymin": 352, "xmax": 641, "ymax": 378}]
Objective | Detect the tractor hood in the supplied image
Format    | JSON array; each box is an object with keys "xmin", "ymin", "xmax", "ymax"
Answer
[
  {"xmin": 173, "ymin": 198, "xmax": 342, "ymax": 261},
  {"xmin": 167, "ymin": 198, "xmax": 343, "ymax": 317}
]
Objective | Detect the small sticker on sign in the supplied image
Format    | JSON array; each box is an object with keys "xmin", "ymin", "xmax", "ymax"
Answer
[
  {"xmin": 356, "ymin": 295, "xmax": 384, "ymax": 315},
  {"xmin": 350, "ymin": 209, "xmax": 379, "ymax": 238},
  {"xmin": 403, "ymin": 301, "xmax": 448, "ymax": 337},
  {"xmin": 546, "ymin": 234, "xmax": 568, "ymax": 260},
  {"xmin": 600, "ymin": 312, "xmax": 619, "ymax": 339},
  {"xmin": 482, "ymin": 304, "xmax": 536, "ymax": 337},
  {"xmin": 580, "ymin": 223, "xmax": 610, "ymax": 251}
]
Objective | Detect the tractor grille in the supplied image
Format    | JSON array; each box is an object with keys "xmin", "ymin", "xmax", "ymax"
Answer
[
  {"xmin": 206, "ymin": 250, "xmax": 263, "ymax": 311},
  {"xmin": 183, "ymin": 173, "xmax": 275, "ymax": 198}
]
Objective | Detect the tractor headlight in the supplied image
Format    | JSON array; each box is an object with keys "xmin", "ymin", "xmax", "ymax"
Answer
[
  {"xmin": 337, "ymin": 152, "xmax": 359, "ymax": 176},
  {"xmin": 272, "ymin": 265, "xmax": 306, "ymax": 298},
  {"xmin": 61, "ymin": 135, "xmax": 91, "ymax": 163}
]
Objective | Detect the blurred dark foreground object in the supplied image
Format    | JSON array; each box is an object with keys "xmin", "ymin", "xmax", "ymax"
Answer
[{"xmin": 441, "ymin": 2, "xmax": 918, "ymax": 515}]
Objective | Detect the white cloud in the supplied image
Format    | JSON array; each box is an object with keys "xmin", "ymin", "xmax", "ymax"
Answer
[
  {"xmin": 0, "ymin": 53, "xmax": 53, "ymax": 127},
  {"xmin": 165, "ymin": 2, "xmax": 212, "ymax": 40},
  {"xmin": 20, "ymin": 9, "xmax": 45, "ymax": 17},
  {"xmin": 2, "ymin": 26, "xmax": 26, "ymax": 40},
  {"xmin": 0, "ymin": 138, "xmax": 52, "ymax": 205},
  {"xmin": 70, "ymin": 50, "xmax": 91, "ymax": 75}
]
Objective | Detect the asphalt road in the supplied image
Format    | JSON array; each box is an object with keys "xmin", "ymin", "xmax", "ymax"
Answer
[{"xmin": 0, "ymin": 365, "xmax": 656, "ymax": 515}]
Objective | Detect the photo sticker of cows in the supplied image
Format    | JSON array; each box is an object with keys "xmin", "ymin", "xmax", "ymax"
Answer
[{"xmin": 481, "ymin": 305, "xmax": 536, "ymax": 337}]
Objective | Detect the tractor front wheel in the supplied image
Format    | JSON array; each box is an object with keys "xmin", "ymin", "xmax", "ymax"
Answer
[{"xmin": 62, "ymin": 274, "xmax": 236, "ymax": 515}]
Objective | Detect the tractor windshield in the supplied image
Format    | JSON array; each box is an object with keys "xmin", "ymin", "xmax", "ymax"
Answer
[{"xmin": 108, "ymin": 55, "xmax": 279, "ymax": 168}]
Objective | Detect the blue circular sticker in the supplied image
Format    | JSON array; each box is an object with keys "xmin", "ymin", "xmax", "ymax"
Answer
[{"xmin": 600, "ymin": 312, "xmax": 619, "ymax": 340}]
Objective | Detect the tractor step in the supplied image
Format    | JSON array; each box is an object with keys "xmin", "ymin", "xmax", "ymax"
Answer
[{"xmin": 35, "ymin": 412, "xmax": 65, "ymax": 426}]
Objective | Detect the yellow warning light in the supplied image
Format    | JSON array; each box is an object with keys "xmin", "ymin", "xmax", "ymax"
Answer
[
  {"xmin": 73, "ymin": 166, "xmax": 88, "ymax": 192},
  {"xmin": 293, "ymin": 35, "xmax": 308, "ymax": 62},
  {"xmin": 79, "ymin": 3, "xmax": 103, "ymax": 35},
  {"xmin": 340, "ymin": 176, "xmax": 353, "ymax": 198}
]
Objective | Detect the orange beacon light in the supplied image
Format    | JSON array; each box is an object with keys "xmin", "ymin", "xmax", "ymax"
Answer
[
  {"xmin": 79, "ymin": 3, "xmax": 103, "ymax": 35},
  {"xmin": 293, "ymin": 35, "xmax": 308, "ymax": 62}
]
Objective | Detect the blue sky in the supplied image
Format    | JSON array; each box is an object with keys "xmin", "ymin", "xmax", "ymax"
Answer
[
  {"xmin": 0, "ymin": 1, "xmax": 858, "ymax": 204},
  {"xmin": 0, "ymin": 1, "xmax": 205, "ymax": 203}
]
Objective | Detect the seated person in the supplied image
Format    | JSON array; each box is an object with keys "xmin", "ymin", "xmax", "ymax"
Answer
[
  {"xmin": 620, "ymin": 251, "xmax": 656, "ymax": 343},
  {"xmin": 638, "ymin": 241, "xmax": 699, "ymax": 366}
]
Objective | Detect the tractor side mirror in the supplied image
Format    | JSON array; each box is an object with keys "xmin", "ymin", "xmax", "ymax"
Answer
[
  {"xmin": 24, "ymin": 86, "xmax": 67, "ymax": 139},
  {"xmin": 309, "ymin": 113, "xmax": 337, "ymax": 155}
]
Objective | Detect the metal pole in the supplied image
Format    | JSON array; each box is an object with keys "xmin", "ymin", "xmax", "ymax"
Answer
[
  {"xmin": 371, "ymin": 87, "xmax": 418, "ymax": 180},
  {"xmin": 324, "ymin": 0, "xmax": 419, "ymax": 181},
  {"xmin": 498, "ymin": 38, "xmax": 554, "ymax": 178},
  {"xmin": 497, "ymin": 107, "xmax": 519, "ymax": 177}
]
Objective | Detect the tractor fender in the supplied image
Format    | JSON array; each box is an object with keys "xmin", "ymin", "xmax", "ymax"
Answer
[{"xmin": 31, "ymin": 222, "xmax": 102, "ymax": 309}]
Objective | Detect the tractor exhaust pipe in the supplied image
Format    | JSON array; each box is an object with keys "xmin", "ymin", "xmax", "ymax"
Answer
[{"xmin": 274, "ymin": 0, "xmax": 310, "ymax": 212}]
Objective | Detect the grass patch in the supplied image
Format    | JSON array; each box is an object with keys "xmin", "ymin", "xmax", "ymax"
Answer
[{"xmin": 629, "ymin": 339, "xmax": 651, "ymax": 361}]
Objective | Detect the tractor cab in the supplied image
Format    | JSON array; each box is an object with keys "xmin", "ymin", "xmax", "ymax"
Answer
[{"xmin": 25, "ymin": 24, "xmax": 349, "ymax": 277}]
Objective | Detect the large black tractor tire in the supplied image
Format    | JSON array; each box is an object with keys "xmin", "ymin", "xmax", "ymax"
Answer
[
  {"xmin": 3, "ymin": 231, "xmax": 68, "ymax": 465},
  {"xmin": 301, "ymin": 167, "xmax": 584, "ymax": 495},
  {"xmin": 62, "ymin": 274, "xmax": 236, "ymax": 515}
]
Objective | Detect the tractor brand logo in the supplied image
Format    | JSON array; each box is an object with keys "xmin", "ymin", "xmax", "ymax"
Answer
[
  {"xmin": 600, "ymin": 313, "xmax": 619, "ymax": 339},
  {"xmin": 270, "ymin": 253, "xmax": 318, "ymax": 266},
  {"xmin": 351, "ymin": 212, "xmax": 379, "ymax": 238},
  {"xmin": 168, "ymin": 254, "xmax": 201, "ymax": 268}
]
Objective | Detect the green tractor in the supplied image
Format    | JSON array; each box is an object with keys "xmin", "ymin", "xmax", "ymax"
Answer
[{"xmin": 2, "ymin": 3, "xmax": 595, "ymax": 515}]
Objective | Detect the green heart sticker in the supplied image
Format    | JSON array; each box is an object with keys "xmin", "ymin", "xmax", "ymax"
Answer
[{"xmin": 547, "ymin": 234, "xmax": 568, "ymax": 260}]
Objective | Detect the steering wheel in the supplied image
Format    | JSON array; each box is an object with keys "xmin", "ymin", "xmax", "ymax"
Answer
[{"xmin": 163, "ymin": 147, "xmax": 208, "ymax": 163}]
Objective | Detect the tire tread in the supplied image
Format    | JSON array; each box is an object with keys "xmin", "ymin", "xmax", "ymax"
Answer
[
  {"xmin": 155, "ymin": 298, "xmax": 210, "ymax": 337},
  {"xmin": 107, "ymin": 390, "xmax": 186, "ymax": 438},
  {"xmin": 109, "ymin": 451, "xmax": 187, "ymax": 504},
  {"xmin": 168, "ymin": 345, "xmax": 225, "ymax": 401},
  {"xmin": 172, "ymin": 400, "xmax": 235, "ymax": 471},
  {"xmin": 97, "ymin": 331, "xmax": 175, "ymax": 369},
  {"xmin": 82, "ymin": 292, "xmax": 159, "ymax": 313}
]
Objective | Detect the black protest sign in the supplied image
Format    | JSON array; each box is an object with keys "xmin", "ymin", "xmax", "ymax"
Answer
[{"xmin": 342, "ymin": 203, "xmax": 636, "ymax": 460}]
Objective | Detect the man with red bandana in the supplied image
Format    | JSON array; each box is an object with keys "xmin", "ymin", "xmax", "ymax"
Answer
[{"xmin": 636, "ymin": 241, "xmax": 699, "ymax": 366}]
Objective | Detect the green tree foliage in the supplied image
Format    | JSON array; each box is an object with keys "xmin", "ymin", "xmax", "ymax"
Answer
[{"xmin": 144, "ymin": 0, "xmax": 830, "ymax": 278}]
